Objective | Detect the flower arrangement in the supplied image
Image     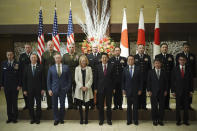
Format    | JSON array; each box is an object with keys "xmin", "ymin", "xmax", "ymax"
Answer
[{"xmin": 80, "ymin": 37, "xmax": 116, "ymax": 55}]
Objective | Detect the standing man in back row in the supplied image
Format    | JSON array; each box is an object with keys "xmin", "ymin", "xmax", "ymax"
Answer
[
  {"xmin": 155, "ymin": 43, "xmax": 174, "ymax": 110},
  {"xmin": 42, "ymin": 40, "xmax": 58, "ymax": 110},
  {"xmin": 109, "ymin": 47, "xmax": 127, "ymax": 110},
  {"xmin": 134, "ymin": 44, "xmax": 152, "ymax": 110},
  {"xmin": 62, "ymin": 44, "xmax": 79, "ymax": 109}
]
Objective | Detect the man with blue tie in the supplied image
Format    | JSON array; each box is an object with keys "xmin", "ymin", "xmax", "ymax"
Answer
[
  {"xmin": 47, "ymin": 53, "xmax": 72, "ymax": 126},
  {"xmin": 122, "ymin": 55, "xmax": 142, "ymax": 125},
  {"xmin": 1, "ymin": 51, "xmax": 21, "ymax": 123}
]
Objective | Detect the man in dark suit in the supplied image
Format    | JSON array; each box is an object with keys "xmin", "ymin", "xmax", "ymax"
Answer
[
  {"xmin": 19, "ymin": 44, "xmax": 32, "ymax": 110},
  {"xmin": 23, "ymin": 53, "xmax": 45, "ymax": 124},
  {"xmin": 172, "ymin": 54, "xmax": 193, "ymax": 126},
  {"xmin": 1, "ymin": 51, "xmax": 21, "ymax": 123},
  {"xmin": 155, "ymin": 43, "xmax": 174, "ymax": 110},
  {"xmin": 176, "ymin": 43, "xmax": 196, "ymax": 110},
  {"xmin": 147, "ymin": 59, "xmax": 168, "ymax": 126},
  {"xmin": 134, "ymin": 44, "xmax": 152, "ymax": 110},
  {"xmin": 95, "ymin": 53, "xmax": 115, "ymax": 126},
  {"xmin": 87, "ymin": 44, "xmax": 101, "ymax": 109},
  {"xmin": 42, "ymin": 41, "xmax": 58, "ymax": 110},
  {"xmin": 109, "ymin": 47, "xmax": 127, "ymax": 110},
  {"xmin": 47, "ymin": 53, "xmax": 72, "ymax": 126},
  {"xmin": 122, "ymin": 55, "xmax": 142, "ymax": 125}
]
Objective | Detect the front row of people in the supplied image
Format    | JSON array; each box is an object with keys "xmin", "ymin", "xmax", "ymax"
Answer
[{"xmin": 0, "ymin": 51, "xmax": 193, "ymax": 126}]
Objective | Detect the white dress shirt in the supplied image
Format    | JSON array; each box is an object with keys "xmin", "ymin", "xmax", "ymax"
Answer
[{"xmin": 56, "ymin": 63, "xmax": 62, "ymax": 74}]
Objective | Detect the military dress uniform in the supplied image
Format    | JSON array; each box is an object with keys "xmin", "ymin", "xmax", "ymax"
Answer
[
  {"xmin": 87, "ymin": 52, "xmax": 101, "ymax": 108},
  {"xmin": 155, "ymin": 53, "xmax": 174, "ymax": 109},
  {"xmin": 41, "ymin": 50, "xmax": 58, "ymax": 109},
  {"xmin": 1, "ymin": 60, "xmax": 21, "ymax": 122},
  {"xmin": 109, "ymin": 56, "xmax": 127, "ymax": 109},
  {"xmin": 176, "ymin": 52, "xmax": 196, "ymax": 109},
  {"xmin": 134, "ymin": 54, "xmax": 152, "ymax": 109},
  {"xmin": 19, "ymin": 52, "xmax": 32, "ymax": 109},
  {"xmin": 62, "ymin": 52, "xmax": 79, "ymax": 109}
]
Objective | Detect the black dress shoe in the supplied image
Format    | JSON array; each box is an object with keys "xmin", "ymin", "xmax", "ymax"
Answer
[
  {"xmin": 68, "ymin": 106, "xmax": 73, "ymax": 110},
  {"xmin": 107, "ymin": 121, "xmax": 112, "ymax": 125},
  {"xmin": 36, "ymin": 120, "xmax": 40, "ymax": 124},
  {"xmin": 60, "ymin": 120, "xmax": 64, "ymax": 124},
  {"xmin": 6, "ymin": 119, "xmax": 12, "ymax": 123},
  {"xmin": 113, "ymin": 106, "xmax": 118, "ymax": 110},
  {"xmin": 142, "ymin": 107, "xmax": 148, "ymax": 110},
  {"xmin": 30, "ymin": 120, "xmax": 35, "ymax": 124},
  {"xmin": 84, "ymin": 120, "xmax": 88, "ymax": 124},
  {"xmin": 46, "ymin": 107, "xmax": 52, "ymax": 110},
  {"xmin": 127, "ymin": 122, "xmax": 132, "ymax": 125},
  {"xmin": 153, "ymin": 121, "xmax": 158, "ymax": 126},
  {"xmin": 90, "ymin": 106, "xmax": 94, "ymax": 110},
  {"xmin": 183, "ymin": 121, "xmax": 190, "ymax": 126},
  {"xmin": 158, "ymin": 121, "xmax": 164, "ymax": 126},
  {"xmin": 54, "ymin": 121, "xmax": 59, "ymax": 126},
  {"xmin": 99, "ymin": 121, "xmax": 103, "ymax": 125},
  {"xmin": 165, "ymin": 107, "xmax": 171, "ymax": 110},
  {"xmin": 23, "ymin": 106, "xmax": 28, "ymax": 110},
  {"xmin": 189, "ymin": 106, "xmax": 194, "ymax": 111},
  {"xmin": 119, "ymin": 107, "xmax": 123, "ymax": 110},
  {"xmin": 134, "ymin": 121, "xmax": 138, "ymax": 125},
  {"xmin": 176, "ymin": 121, "xmax": 181, "ymax": 126},
  {"xmin": 80, "ymin": 120, "xmax": 83, "ymax": 124},
  {"xmin": 13, "ymin": 120, "xmax": 18, "ymax": 123}
]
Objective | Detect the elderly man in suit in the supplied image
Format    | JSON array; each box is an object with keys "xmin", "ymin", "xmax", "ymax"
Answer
[
  {"xmin": 1, "ymin": 51, "xmax": 21, "ymax": 123},
  {"xmin": 147, "ymin": 59, "xmax": 168, "ymax": 126},
  {"xmin": 95, "ymin": 53, "xmax": 115, "ymax": 126},
  {"xmin": 47, "ymin": 53, "xmax": 72, "ymax": 126},
  {"xmin": 122, "ymin": 55, "xmax": 142, "ymax": 125},
  {"xmin": 23, "ymin": 53, "xmax": 45, "ymax": 124},
  {"xmin": 172, "ymin": 54, "xmax": 193, "ymax": 126}
]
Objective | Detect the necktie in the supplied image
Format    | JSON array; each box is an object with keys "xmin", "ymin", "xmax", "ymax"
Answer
[
  {"xmin": 156, "ymin": 69, "xmax": 160, "ymax": 79},
  {"xmin": 58, "ymin": 64, "xmax": 61, "ymax": 77},
  {"xmin": 129, "ymin": 67, "xmax": 133, "ymax": 78},
  {"xmin": 32, "ymin": 66, "xmax": 36, "ymax": 76},
  {"xmin": 181, "ymin": 66, "xmax": 184, "ymax": 78},
  {"xmin": 104, "ymin": 64, "xmax": 107, "ymax": 76},
  {"xmin": 116, "ymin": 57, "xmax": 119, "ymax": 61}
]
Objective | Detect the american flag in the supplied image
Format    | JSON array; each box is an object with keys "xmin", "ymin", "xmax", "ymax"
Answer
[
  {"xmin": 67, "ymin": 8, "xmax": 75, "ymax": 52},
  {"xmin": 52, "ymin": 9, "xmax": 60, "ymax": 52},
  {"xmin": 37, "ymin": 8, "xmax": 45, "ymax": 63}
]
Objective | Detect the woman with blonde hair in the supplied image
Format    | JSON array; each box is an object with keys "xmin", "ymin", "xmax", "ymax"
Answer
[{"xmin": 74, "ymin": 55, "xmax": 93, "ymax": 124}]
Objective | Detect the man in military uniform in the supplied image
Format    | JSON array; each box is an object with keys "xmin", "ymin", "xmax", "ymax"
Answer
[
  {"xmin": 41, "ymin": 40, "xmax": 58, "ymax": 110},
  {"xmin": 155, "ymin": 43, "xmax": 174, "ymax": 110},
  {"xmin": 62, "ymin": 44, "xmax": 79, "ymax": 109},
  {"xmin": 109, "ymin": 47, "xmax": 127, "ymax": 110},
  {"xmin": 87, "ymin": 44, "xmax": 101, "ymax": 109},
  {"xmin": 176, "ymin": 43, "xmax": 196, "ymax": 110},
  {"xmin": 134, "ymin": 44, "xmax": 152, "ymax": 110},
  {"xmin": 1, "ymin": 51, "xmax": 21, "ymax": 123},
  {"xmin": 19, "ymin": 44, "xmax": 33, "ymax": 110}
]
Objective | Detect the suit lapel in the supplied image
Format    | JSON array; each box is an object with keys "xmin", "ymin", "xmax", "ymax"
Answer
[{"xmin": 153, "ymin": 69, "xmax": 159, "ymax": 80}]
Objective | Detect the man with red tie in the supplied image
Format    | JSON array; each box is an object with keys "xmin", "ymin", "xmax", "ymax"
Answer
[
  {"xmin": 172, "ymin": 54, "xmax": 193, "ymax": 126},
  {"xmin": 95, "ymin": 53, "xmax": 115, "ymax": 126}
]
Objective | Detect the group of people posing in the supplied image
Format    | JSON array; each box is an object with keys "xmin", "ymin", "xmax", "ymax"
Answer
[{"xmin": 0, "ymin": 40, "xmax": 195, "ymax": 127}]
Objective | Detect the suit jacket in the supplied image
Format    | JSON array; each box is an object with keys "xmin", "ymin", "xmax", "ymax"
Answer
[
  {"xmin": 171, "ymin": 65, "xmax": 193, "ymax": 96},
  {"xmin": 122, "ymin": 66, "xmax": 142, "ymax": 97},
  {"xmin": 176, "ymin": 52, "xmax": 196, "ymax": 77},
  {"xmin": 134, "ymin": 54, "xmax": 152, "ymax": 82},
  {"xmin": 147, "ymin": 69, "xmax": 167, "ymax": 97},
  {"xmin": 1, "ymin": 60, "xmax": 21, "ymax": 90},
  {"xmin": 23, "ymin": 64, "xmax": 44, "ymax": 94},
  {"xmin": 74, "ymin": 66, "xmax": 93, "ymax": 102},
  {"xmin": 95, "ymin": 63, "xmax": 114, "ymax": 94},
  {"xmin": 47, "ymin": 64, "xmax": 72, "ymax": 94}
]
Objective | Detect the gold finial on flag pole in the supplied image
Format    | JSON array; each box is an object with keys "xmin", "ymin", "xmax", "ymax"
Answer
[
  {"xmin": 157, "ymin": 4, "xmax": 160, "ymax": 9},
  {"xmin": 70, "ymin": 0, "xmax": 72, "ymax": 9},
  {"xmin": 55, "ymin": 0, "xmax": 57, "ymax": 10},
  {"xmin": 141, "ymin": 5, "xmax": 144, "ymax": 9}
]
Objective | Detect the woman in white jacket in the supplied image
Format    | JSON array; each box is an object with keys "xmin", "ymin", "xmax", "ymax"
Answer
[{"xmin": 74, "ymin": 55, "xmax": 93, "ymax": 124}]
